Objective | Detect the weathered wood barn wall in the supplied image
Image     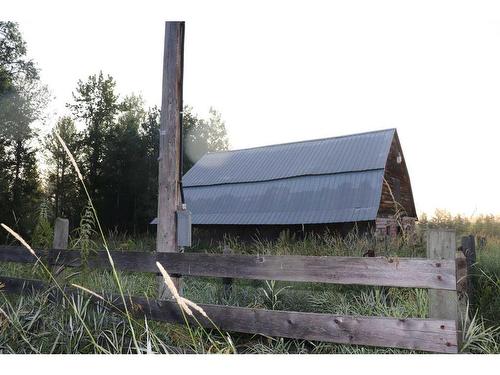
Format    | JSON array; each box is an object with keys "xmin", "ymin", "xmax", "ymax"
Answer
[
  {"xmin": 375, "ymin": 131, "xmax": 417, "ymax": 237},
  {"xmin": 154, "ymin": 129, "xmax": 417, "ymax": 242}
]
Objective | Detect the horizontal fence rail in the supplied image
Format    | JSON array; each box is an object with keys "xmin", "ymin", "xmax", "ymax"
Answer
[
  {"xmin": 0, "ymin": 276, "xmax": 459, "ymax": 353},
  {"xmin": 0, "ymin": 246, "xmax": 457, "ymax": 290}
]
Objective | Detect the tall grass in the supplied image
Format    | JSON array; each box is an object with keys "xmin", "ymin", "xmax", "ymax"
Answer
[
  {"xmin": 2, "ymin": 230, "xmax": 499, "ymax": 353},
  {"xmin": 0, "ymin": 286, "xmax": 188, "ymax": 354},
  {"xmin": 217, "ymin": 228, "xmax": 425, "ymax": 258},
  {"xmin": 0, "ymin": 133, "xmax": 228, "ymax": 354},
  {"xmin": 54, "ymin": 133, "xmax": 142, "ymax": 352},
  {"xmin": 473, "ymin": 236, "xmax": 500, "ymax": 328},
  {"xmin": 460, "ymin": 305, "xmax": 500, "ymax": 353},
  {"xmin": 70, "ymin": 203, "xmax": 98, "ymax": 264}
]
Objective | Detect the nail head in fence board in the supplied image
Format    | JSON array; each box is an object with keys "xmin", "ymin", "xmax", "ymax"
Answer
[
  {"xmin": 0, "ymin": 246, "xmax": 457, "ymax": 290},
  {"xmin": 0, "ymin": 276, "xmax": 458, "ymax": 353},
  {"xmin": 52, "ymin": 218, "xmax": 69, "ymax": 250},
  {"xmin": 157, "ymin": 21, "xmax": 185, "ymax": 298},
  {"xmin": 427, "ymin": 229, "xmax": 459, "ymax": 341}
]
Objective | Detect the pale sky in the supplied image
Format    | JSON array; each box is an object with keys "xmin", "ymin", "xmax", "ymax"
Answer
[{"xmin": 3, "ymin": 0, "xmax": 500, "ymax": 216}]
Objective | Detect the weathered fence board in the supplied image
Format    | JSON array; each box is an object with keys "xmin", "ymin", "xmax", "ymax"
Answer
[
  {"xmin": 0, "ymin": 276, "xmax": 458, "ymax": 353},
  {"xmin": 0, "ymin": 246, "xmax": 457, "ymax": 290},
  {"xmin": 0, "ymin": 246, "xmax": 35, "ymax": 263},
  {"xmin": 135, "ymin": 298, "xmax": 458, "ymax": 353},
  {"xmin": 0, "ymin": 275, "xmax": 46, "ymax": 294}
]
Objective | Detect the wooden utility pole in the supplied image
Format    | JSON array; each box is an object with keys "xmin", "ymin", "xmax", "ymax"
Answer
[{"xmin": 157, "ymin": 21, "xmax": 185, "ymax": 298}]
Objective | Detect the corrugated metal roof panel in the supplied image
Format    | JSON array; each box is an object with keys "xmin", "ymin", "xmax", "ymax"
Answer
[
  {"xmin": 183, "ymin": 128, "xmax": 395, "ymax": 187},
  {"xmin": 184, "ymin": 170, "xmax": 384, "ymax": 225}
]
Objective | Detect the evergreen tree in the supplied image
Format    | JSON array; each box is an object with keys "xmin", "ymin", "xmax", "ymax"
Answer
[
  {"xmin": 0, "ymin": 21, "xmax": 47, "ymax": 240},
  {"xmin": 44, "ymin": 116, "xmax": 83, "ymax": 223},
  {"xmin": 100, "ymin": 94, "xmax": 146, "ymax": 232},
  {"xmin": 67, "ymin": 71, "xmax": 119, "ymax": 204},
  {"xmin": 62, "ymin": 73, "xmax": 229, "ymax": 234},
  {"xmin": 138, "ymin": 107, "xmax": 161, "ymax": 230}
]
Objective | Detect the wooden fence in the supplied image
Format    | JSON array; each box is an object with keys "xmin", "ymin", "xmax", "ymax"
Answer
[{"xmin": 0, "ymin": 228, "xmax": 468, "ymax": 354}]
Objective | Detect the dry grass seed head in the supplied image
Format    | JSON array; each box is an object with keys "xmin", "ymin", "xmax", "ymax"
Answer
[
  {"xmin": 155, "ymin": 261, "xmax": 207, "ymax": 318},
  {"xmin": 71, "ymin": 283, "xmax": 106, "ymax": 302}
]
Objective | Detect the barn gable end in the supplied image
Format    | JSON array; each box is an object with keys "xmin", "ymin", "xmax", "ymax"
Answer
[
  {"xmin": 378, "ymin": 132, "xmax": 417, "ymax": 218},
  {"xmin": 375, "ymin": 132, "xmax": 417, "ymax": 237}
]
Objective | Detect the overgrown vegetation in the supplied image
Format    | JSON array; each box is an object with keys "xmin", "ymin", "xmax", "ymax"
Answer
[{"xmin": 1, "ymin": 219, "xmax": 499, "ymax": 354}]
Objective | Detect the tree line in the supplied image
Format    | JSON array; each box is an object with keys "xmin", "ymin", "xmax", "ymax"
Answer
[
  {"xmin": 0, "ymin": 22, "xmax": 228, "ymax": 243},
  {"xmin": 419, "ymin": 210, "xmax": 500, "ymax": 238}
]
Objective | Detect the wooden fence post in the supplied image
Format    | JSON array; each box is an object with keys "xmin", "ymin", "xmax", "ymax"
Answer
[
  {"xmin": 455, "ymin": 250, "xmax": 468, "ymax": 325},
  {"xmin": 221, "ymin": 245, "xmax": 233, "ymax": 301},
  {"xmin": 53, "ymin": 218, "xmax": 69, "ymax": 250},
  {"xmin": 427, "ymin": 229, "xmax": 461, "ymax": 349},
  {"xmin": 156, "ymin": 21, "xmax": 185, "ymax": 299},
  {"xmin": 460, "ymin": 235, "xmax": 476, "ymax": 306}
]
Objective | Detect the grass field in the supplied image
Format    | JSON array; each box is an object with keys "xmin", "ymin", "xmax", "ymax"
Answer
[{"xmin": 1, "ymin": 227, "xmax": 499, "ymax": 354}]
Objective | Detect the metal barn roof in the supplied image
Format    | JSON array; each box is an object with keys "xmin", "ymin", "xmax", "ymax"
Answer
[
  {"xmin": 182, "ymin": 128, "xmax": 396, "ymax": 225},
  {"xmin": 183, "ymin": 129, "xmax": 395, "ymax": 187}
]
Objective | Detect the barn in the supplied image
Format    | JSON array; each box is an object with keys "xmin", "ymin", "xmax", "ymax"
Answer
[{"xmin": 180, "ymin": 128, "xmax": 417, "ymax": 241}]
